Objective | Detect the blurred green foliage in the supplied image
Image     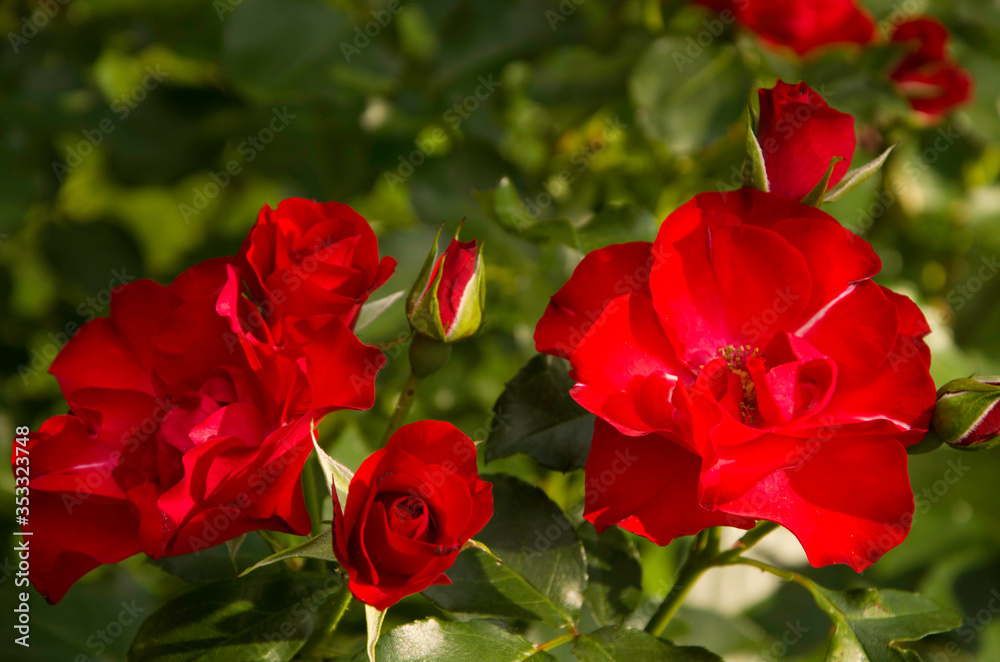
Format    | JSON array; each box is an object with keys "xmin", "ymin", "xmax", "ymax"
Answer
[{"xmin": 2, "ymin": 0, "xmax": 1000, "ymax": 660}]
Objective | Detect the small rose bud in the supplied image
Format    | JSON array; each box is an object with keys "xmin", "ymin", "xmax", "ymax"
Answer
[
  {"xmin": 406, "ymin": 224, "xmax": 485, "ymax": 343},
  {"xmin": 756, "ymin": 80, "xmax": 856, "ymax": 201},
  {"xmin": 932, "ymin": 377, "xmax": 1000, "ymax": 451}
]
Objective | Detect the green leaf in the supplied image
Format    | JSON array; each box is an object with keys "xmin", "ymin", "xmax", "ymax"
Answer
[
  {"xmin": 477, "ymin": 177, "xmax": 579, "ymax": 249},
  {"xmin": 629, "ymin": 38, "xmax": 752, "ymax": 154},
  {"xmin": 355, "ymin": 290, "xmax": 405, "ymax": 333},
  {"xmin": 809, "ymin": 585, "xmax": 961, "ymax": 661},
  {"xmin": 127, "ymin": 571, "xmax": 340, "ymax": 662},
  {"xmin": 422, "ymin": 474, "xmax": 587, "ymax": 627},
  {"xmin": 311, "ymin": 420, "xmax": 353, "ymax": 507},
  {"xmin": 225, "ymin": 534, "xmax": 246, "ymax": 562},
  {"xmin": 151, "ymin": 535, "xmax": 275, "ymax": 583},
  {"xmin": 485, "ymin": 355, "xmax": 595, "ymax": 472},
  {"xmin": 802, "ymin": 156, "xmax": 846, "ymax": 207},
  {"xmin": 523, "ymin": 218, "xmax": 581, "ymax": 251},
  {"xmin": 578, "ymin": 204, "xmax": 660, "ymax": 253},
  {"xmin": 239, "ymin": 529, "xmax": 336, "ymax": 577},
  {"xmin": 476, "ymin": 177, "xmax": 535, "ymax": 235},
  {"xmin": 574, "ymin": 627, "xmax": 723, "ymax": 662},
  {"xmin": 578, "ymin": 524, "xmax": 642, "ymax": 626},
  {"xmin": 358, "ymin": 618, "xmax": 556, "ymax": 662},
  {"xmin": 824, "ymin": 145, "xmax": 895, "ymax": 203},
  {"xmin": 365, "ymin": 605, "xmax": 385, "ymax": 662},
  {"xmin": 741, "ymin": 118, "xmax": 769, "ymax": 192}
]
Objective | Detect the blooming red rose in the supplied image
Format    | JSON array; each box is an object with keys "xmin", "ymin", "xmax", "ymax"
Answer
[
  {"xmin": 20, "ymin": 258, "xmax": 385, "ymax": 603},
  {"xmin": 406, "ymin": 228, "xmax": 486, "ymax": 343},
  {"xmin": 695, "ymin": 0, "xmax": 875, "ymax": 56},
  {"xmin": 235, "ymin": 198, "xmax": 396, "ymax": 342},
  {"xmin": 889, "ymin": 18, "xmax": 973, "ymax": 117},
  {"xmin": 535, "ymin": 189, "xmax": 935, "ymax": 571},
  {"xmin": 757, "ymin": 81, "xmax": 856, "ymax": 201},
  {"xmin": 332, "ymin": 421, "xmax": 493, "ymax": 610}
]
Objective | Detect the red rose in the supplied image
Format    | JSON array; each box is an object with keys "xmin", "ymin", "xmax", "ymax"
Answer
[
  {"xmin": 21, "ymin": 258, "xmax": 385, "ymax": 603},
  {"xmin": 889, "ymin": 18, "xmax": 973, "ymax": 117},
  {"xmin": 235, "ymin": 198, "xmax": 396, "ymax": 342},
  {"xmin": 332, "ymin": 421, "xmax": 493, "ymax": 610},
  {"xmin": 535, "ymin": 189, "xmax": 935, "ymax": 571},
  {"xmin": 757, "ymin": 81, "xmax": 856, "ymax": 201},
  {"xmin": 696, "ymin": 0, "xmax": 875, "ymax": 55}
]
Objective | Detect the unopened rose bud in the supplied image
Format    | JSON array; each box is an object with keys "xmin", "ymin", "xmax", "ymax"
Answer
[
  {"xmin": 406, "ymin": 224, "xmax": 485, "ymax": 343},
  {"xmin": 932, "ymin": 377, "xmax": 1000, "ymax": 451}
]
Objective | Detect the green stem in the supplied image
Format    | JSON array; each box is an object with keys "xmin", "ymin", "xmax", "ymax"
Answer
[
  {"xmin": 645, "ymin": 528, "xmax": 719, "ymax": 636},
  {"xmin": 646, "ymin": 522, "xmax": 780, "ymax": 637},
  {"xmin": 534, "ymin": 632, "xmax": 577, "ymax": 653},
  {"xmin": 298, "ymin": 583, "xmax": 354, "ymax": 660},
  {"xmin": 303, "ymin": 456, "xmax": 321, "ymax": 536},
  {"xmin": 715, "ymin": 521, "xmax": 779, "ymax": 564},
  {"xmin": 380, "ymin": 370, "xmax": 422, "ymax": 445},
  {"xmin": 725, "ymin": 556, "xmax": 801, "ymax": 584},
  {"xmin": 301, "ymin": 457, "xmax": 325, "ymax": 573}
]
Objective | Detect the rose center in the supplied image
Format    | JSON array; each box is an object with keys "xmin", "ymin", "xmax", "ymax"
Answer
[
  {"xmin": 702, "ymin": 344, "xmax": 765, "ymax": 424},
  {"xmin": 387, "ymin": 495, "xmax": 432, "ymax": 540}
]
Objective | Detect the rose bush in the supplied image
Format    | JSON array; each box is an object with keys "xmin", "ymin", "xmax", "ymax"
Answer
[
  {"xmin": 331, "ymin": 420, "xmax": 493, "ymax": 610},
  {"xmin": 535, "ymin": 188, "xmax": 936, "ymax": 571},
  {"xmin": 22, "ymin": 223, "xmax": 389, "ymax": 604}
]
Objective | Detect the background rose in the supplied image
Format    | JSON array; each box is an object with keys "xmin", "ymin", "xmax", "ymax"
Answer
[
  {"xmin": 536, "ymin": 188, "xmax": 936, "ymax": 571},
  {"xmin": 695, "ymin": 0, "xmax": 875, "ymax": 55},
  {"xmin": 235, "ymin": 198, "xmax": 396, "ymax": 342},
  {"xmin": 889, "ymin": 17, "xmax": 973, "ymax": 117},
  {"xmin": 332, "ymin": 420, "xmax": 492, "ymax": 610},
  {"xmin": 23, "ymin": 257, "xmax": 385, "ymax": 603}
]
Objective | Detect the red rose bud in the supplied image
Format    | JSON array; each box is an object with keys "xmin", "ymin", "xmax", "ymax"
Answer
[
  {"xmin": 695, "ymin": 0, "xmax": 875, "ymax": 56},
  {"xmin": 406, "ymin": 225, "xmax": 485, "ymax": 343},
  {"xmin": 932, "ymin": 377, "xmax": 1000, "ymax": 451},
  {"xmin": 332, "ymin": 421, "xmax": 493, "ymax": 610},
  {"xmin": 890, "ymin": 18, "xmax": 973, "ymax": 117},
  {"xmin": 757, "ymin": 80, "xmax": 856, "ymax": 201}
]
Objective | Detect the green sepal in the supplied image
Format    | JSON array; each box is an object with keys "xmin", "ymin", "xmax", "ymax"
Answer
[
  {"xmin": 802, "ymin": 156, "xmax": 846, "ymax": 207},
  {"xmin": 741, "ymin": 110, "xmax": 769, "ymax": 192},
  {"xmin": 823, "ymin": 145, "xmax": 895, "ymax": 203}
]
